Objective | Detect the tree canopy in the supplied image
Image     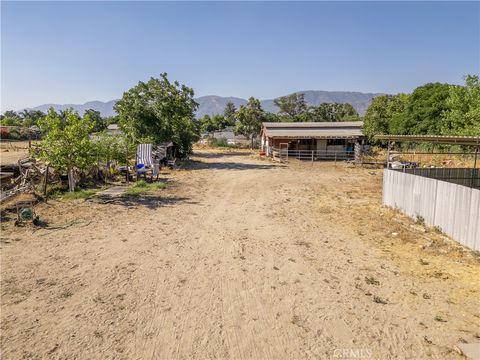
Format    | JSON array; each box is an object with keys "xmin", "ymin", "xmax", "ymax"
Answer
[
  {"xmin": 84, "ymin": 109, "xmax": 107, "ymax": 133},
  {"xmin": 37, "ymin": 108, "xmax": 96, "ymax": 191},
  {"xmin": 307, "ymin": 103, "xmax": 359, "ymax": 122},
  {"xmin": 0, "ymin": 110, "xmax": 46, "ymax": 127},
  {"xmin": 274, "ymin": 93, "xmax": 307, "ymax": 118},
  {"xmin": 223, "ymin": 101, "xmax": 237, "ymax": 125},
  {"xmin": 234, "ymin": 97, "xmax": 265, "ymax": 148},
  {"xmin": 114, "ymin": 73, "xmax": 199, "ymax": 157},
  {"xmin": 442, "ymin": 75, "xmax": 480, "ymax": 136},
  {"xmin": 363, "ymin": 75, "xmax": 479, "ymax": 142}
]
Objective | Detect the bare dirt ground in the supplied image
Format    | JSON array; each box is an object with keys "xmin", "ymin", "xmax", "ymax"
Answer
[
  {"xmin": 0, "ymin": 141, "xmax": 30, "ymax": 166},
  {"xmin": 1, "ymin": 148, "xmax": 479, "ymax": 359}
]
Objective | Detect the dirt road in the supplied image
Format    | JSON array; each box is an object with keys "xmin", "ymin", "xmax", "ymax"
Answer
[{"xmin": 1, "ymin": 148, "xmax": 479, "ymax": 359}]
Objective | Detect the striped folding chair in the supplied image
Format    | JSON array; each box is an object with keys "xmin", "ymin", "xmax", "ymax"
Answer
[
  {"xmin": 136, "ymin": 144, "xmax": 153, "ymax": 166},
  {"xmin": 136, "ymin": 144, "xmax": 153, "ymax": 180}
]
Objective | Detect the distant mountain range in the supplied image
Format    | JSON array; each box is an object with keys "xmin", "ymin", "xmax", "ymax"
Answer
[{"xmin": 24, "ymin": 90, "xmax": 381, "ymax": 118}]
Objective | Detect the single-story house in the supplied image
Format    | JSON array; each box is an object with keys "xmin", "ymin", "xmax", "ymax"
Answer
[{"xmin": 260, "ymin": 121, "xmax": 368, "ymax": 160}]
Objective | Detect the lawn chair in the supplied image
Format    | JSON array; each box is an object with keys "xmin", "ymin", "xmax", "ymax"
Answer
[{"xmin": 136, "ymin": 144, "xmax": 153, "ymax": 180}]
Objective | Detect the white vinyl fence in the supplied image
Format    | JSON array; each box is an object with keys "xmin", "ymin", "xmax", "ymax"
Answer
[{"xmin": 383, "ymin": 169, "xmax": 480, "ymax": 251}]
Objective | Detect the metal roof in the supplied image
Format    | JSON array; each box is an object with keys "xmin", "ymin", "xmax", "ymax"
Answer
[
  {"xmin": 374, "ymin": 135, "xmax": 480, "ymax": 146},
  {"xmin": 263, "ymin": 121, "xmax": 363, "ymax": 128},
  {"xmin": 265, "ymin": 129, "xmax": 364, "ymax": 139},
  {"xmin": 262, "ymin": 121, "xmax": 364, "ymax": 139}
]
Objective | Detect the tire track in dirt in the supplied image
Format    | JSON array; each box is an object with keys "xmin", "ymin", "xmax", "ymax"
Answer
[{"xmin": 2, "ymin": 149, "xmax": 479, "ymax": 359}]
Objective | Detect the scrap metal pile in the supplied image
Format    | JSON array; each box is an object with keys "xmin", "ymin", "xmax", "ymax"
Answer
[{"xmin": 0, "ymin": 157, "xmax": 57, "ymax": 203}]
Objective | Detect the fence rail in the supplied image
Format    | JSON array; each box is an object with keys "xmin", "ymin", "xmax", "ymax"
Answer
[
  {"xmin": 269, "ymin": 147, "xmax": 355, "ymax": 162},
  {"xmin": 392, "ymin": 167, "xmax": 479, "ymax": 189}
]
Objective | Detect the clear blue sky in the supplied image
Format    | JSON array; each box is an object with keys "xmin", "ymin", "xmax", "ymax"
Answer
[{"xmin": 1, "ymin": 1, "xmax": 479, "ymax": 111}]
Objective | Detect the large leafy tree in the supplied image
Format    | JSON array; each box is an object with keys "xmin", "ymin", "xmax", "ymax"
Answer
[
  {"xmin": 234, "ymin": 97, "xmax": 265, "ymax": 148},
  {"xmin": 199, "ymin": 114, "xmax": 228, "ymax": 133},
  {"xmin": 223, "ymin": 101, "xmax": 237, "ymax": 126},
  {"xmin": 84, "ymin": 109, "xmax": 107, "ymax": 132},
  {"xmin": 363, "ymin": 94, "xmax": 409, "ymax": 141},
  {"xmin": 92, "ymin": 131, "xmax": 135, "ymax": 173},
  {"xmin": 114, "ymin": 73, "xmax": 199, "ymax": 157},
  {"xmin": 274, "ymin": 93, "xmax": 307, "ymax": 118},
  {"xmin": 0, "ymin": 111, "xmax": 23, "ymax": 126},
  {"xmin": 211, "ymin": 114, "xmax": 229, "ymax": 130},
  {"xmin": 309, "ymin": 103, "xmax": 360, "ymax": 122},
  {"xmin": 38, "ymin": 108, "xmax": 95, "ymax": 191},
  {"xmin": 199, "ymin": 115, "xmax": 214, "ymax": 133},
  {"xmin": 442, "ymin": 75, "xmax": 480, "ymax": 136},
  {"xmin": 403, "ymin": 82, "xmax": 452, "ymax": 135},
  {"xmin": 20, "ymin": 110, "xmax": 46, "ymax": 127}
]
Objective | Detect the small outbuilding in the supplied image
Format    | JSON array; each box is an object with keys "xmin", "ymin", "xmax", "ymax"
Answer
[{"xmin": 260, "ymin": 121, "xmax": 367, "ymax": 160}]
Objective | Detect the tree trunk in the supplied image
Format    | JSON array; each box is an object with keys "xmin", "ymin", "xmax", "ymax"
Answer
[
  {"xmin": 68, "ymin": 167, "xmax": 75, "ymax": 192},
  {"xmin": 251, "ymin": 135, "xmax": 254, "ymax": 149}
]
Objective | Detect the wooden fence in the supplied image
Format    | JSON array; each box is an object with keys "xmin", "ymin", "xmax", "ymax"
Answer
[{"xmin": 382, "ymin": 169, "xmax": 480, "ymax": 251}]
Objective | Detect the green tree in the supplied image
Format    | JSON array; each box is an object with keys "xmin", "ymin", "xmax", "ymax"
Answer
[
  {"xmin": 264, "ymin": 112, "xmax": 282, "ymax": 123},
  {"xmin": 223, "ymin": 101, "xmax": 237, "ymax": 126},
  {"xmin": 38, "ymin": 108, "xmax": 95, "ymax": 191},
  {"xmin": 198, "ymin": 114, "xmax": 231, "ymax": 134},
  {"xmin": 199, "ymin": 115, "xmax": 215, "ymax": 133},
  {"xmin": 0, "ymin": 111, "xmax": 23, "ymax": 126},
  {"xmin": 20, "ymin": 110, "xmax": 46, "ymax": 127},
  {"xmin": 234, "ymin": 97, "xmax": 265, "ymax": 148},
  {"xmin": 309, "ymin": 103, "xmax": 360, "ymax": 122},
  {"xmin": 114, "ymin": 73, "xmax": 199, "ymax": 157},
  {"xmin": 363, "ymin": 94, "xmax": 409, "ymax": 141},
  {"xmin": 104, "ymin": 115, "xmax": 119, "ymax": 126},
  {"xmin": 403, "ymin": 82, "xmax": 452, "ymax": 135},
  {"xmin": 274, "ymin": 93, "xmax": 307, "ymax": 118},
  {"xmin": 211, "ymin": 114, "xmax": 229, "ymax": 131},
  {"xmin": 93, "ymin": 132, "xmax": 133, "ymax": 165},
  {"xmin": 442, "ymin": 75, "xmax": 480, "ymax": 136},
  {"xmin": 84, "ymin": 109, "xmax": 106, "ymax": 132}
]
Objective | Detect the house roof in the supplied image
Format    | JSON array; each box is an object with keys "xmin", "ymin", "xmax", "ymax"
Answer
[
  {"xmin": 262, "ymin": 121, "xmax": 365, "ymax": 139},
  {"xmin": 263, "ymin": 121, "xmax": 363, "ymax": 128}
]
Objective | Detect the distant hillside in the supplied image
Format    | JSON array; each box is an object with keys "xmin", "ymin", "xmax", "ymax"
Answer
[
  {"xmin": 195, "ymin": 96, "xmax": 247, "ymax": 118},
  {"xmin": 26, "ymin": 100, "xmax": 119, "ymax": 117},
  {"xmin": 24, "ymin": 90, "xmax": 381, "ymax": 118}
]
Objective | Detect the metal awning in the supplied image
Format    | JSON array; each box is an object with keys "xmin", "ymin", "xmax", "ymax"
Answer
[
  {"xmin": 265, "ymin": 130, "xmax": 364, "ymax": 139},
  {"xmin": 374, "ymin": 135, "xmax": 480, "ymax": 146}
]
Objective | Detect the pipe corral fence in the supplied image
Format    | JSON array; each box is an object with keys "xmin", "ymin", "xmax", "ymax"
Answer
[{"xmin": 269, "ymin": 147, "xmax": 356, "ymax": 162}]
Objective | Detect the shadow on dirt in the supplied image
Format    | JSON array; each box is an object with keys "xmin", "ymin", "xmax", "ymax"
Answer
[
  {"xmin": 193, "ymin": 151, "xmax": 253, "ymax": 159},
  {"xmin": 184, "ymin": 159, "xmax": 283, "ymax": 171},
  {"xmin": 92, "ymin": 194, "xmax": 197, "ymax": 210}
]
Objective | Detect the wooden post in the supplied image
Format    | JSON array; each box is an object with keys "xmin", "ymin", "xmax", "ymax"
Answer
[
  {"xmin": 126, "ymin": 145, "xmax": 129, "ymax": 185},
  {"xmin": 472, "ymin": 147, "xmax": 478, "ymax": 188},
  {"xmin": 43, "ymin": 163, "xmax": 49, "ymax": 198},
  {"xmin": 68, "ymin": 168, "xmax": 75, "ymax": 192},
  {"xmin": 386, "ymin": 140, "xmax": 391, "ymax": 169},
  {"xmin": 28, "ymin": 129, "xmax": 32, "ymax": 156}
]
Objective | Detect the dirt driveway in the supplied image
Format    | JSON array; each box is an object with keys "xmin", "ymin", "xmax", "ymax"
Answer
[{"xmin": 1, "ymin": 148, "xmax": 479, "ymax": 359}]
